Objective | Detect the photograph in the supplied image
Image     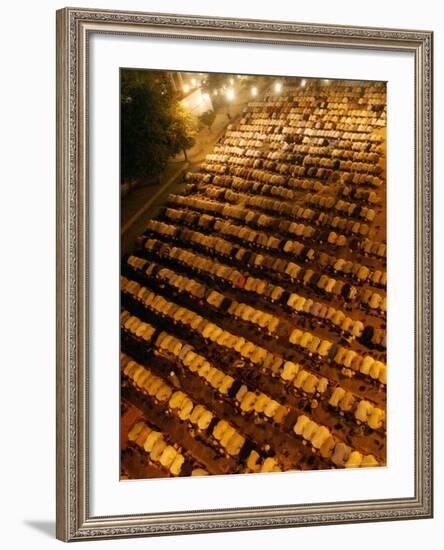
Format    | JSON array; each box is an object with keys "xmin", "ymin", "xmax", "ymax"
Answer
[{"xmin": 119, "ymin": 70, "xmax": 388, "ymax": 480}]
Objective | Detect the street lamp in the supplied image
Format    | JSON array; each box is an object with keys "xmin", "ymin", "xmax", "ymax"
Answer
[{"xmin": 225, "ymin": 88, "xmax": 235, "ymax": 120}]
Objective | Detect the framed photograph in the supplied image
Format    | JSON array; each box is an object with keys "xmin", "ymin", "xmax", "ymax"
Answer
[{"xmin": 56, "ymin": 7, "xmax": 433, "ymax": 542}]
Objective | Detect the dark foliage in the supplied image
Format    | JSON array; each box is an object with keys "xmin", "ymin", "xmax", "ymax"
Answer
[{"xmin": 121, "ymin": 70, "xmax": 196, "ymax": 183}]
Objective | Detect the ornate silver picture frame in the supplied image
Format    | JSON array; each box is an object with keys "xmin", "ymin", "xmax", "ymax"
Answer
[{"xmin": 56, "ymin": 7, "xmax": 433, "ymax": 541}]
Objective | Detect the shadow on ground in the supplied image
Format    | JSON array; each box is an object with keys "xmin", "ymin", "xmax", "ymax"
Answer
[{"xmin": 23, "ymin": 520, "xmax": 55, "ymax": 538}]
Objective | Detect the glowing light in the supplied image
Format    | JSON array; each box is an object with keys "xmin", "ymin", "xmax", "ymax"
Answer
[
  {"xmin": 213, "ymin": 89, "xmax": 218, "ymax": 96},
  {"xmin": 183, "ymin": 84, "xmax": 190, "ymax": 93},
  {"xmin": 251, "ymin": 86, "xmax": 258, "ymax": 97},
  {"xmin": 301, "ymin": 79, "xmax": 307, "ymax": 87},
  {"xmin": 274, "ymin": 82, "xmax": 282, "ymax": 93},
  {"xmin": 191, "ymin": 78, "xmax": 197, "ymax": 87},
  {"xmin": 229, "ymin": 78, "xmax": 234, "ymax": 85},
  {"xmin": 203, "ymin": 93, "xmax": 210, "ymax": 101},
  {"xmin": 236, "ymin": 75, "xmax": 242, "ymax": 79},
  {"xmin": 226, "ymin": 88, "xmax": 235, "ymax": 100}
]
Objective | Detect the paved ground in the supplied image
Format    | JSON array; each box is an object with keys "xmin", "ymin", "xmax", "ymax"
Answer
[{"xmin": 121, "ymin": 161, "xmax": 189, "ymax": 255}]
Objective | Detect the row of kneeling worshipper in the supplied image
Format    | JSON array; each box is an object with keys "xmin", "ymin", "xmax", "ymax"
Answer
[
  {"xmin": 131, "ymin": 233, "xmax": 385, "ymax": 341},
  {"xmin": 128, "ymin": 421, "xmax": 192, "ymax": 476},
  {"xmin": 120, "ymin": 276, "xmax": 386, "ymax": 387},
  {"xmin": 121, "ymin": 314, "xmax": 290, "ymax": 425},
  {"xmin": 123, "ymin": 351, "xmax": 382, "ymax": 473},
  {"xmin": 155, "ymin": 332, "xmax": 287, "ymax": 423},
  {"xmin": 127, "ymin": 420, "xmax": 208, "ymax": 477},
  {"xmin": 293, "ymin": 415, "xmax": 379, "ymax": 468},
  {"xmin": 206, "ymin": 140, "xmax": 383, "ymax": 177},
  {"xmin": 123, "ymin": 356, "xmax": 284, "ymax": 474},
  {"xmin": 209, "ymin": 143, "xmax": 381, "ymax": 165},
  {"xmin": 142, "ymin": 221, "xmax": 385, "ymax": 310},
  {"xmin": 123, "ymin": 286, "xmax": 386, "ymax": 456},
  {"xmin": 205, "ymin": 102, "xmax": 384, "ymax": 182},
  {"xmin": 181, "ymin": 183, "xmax": 379, "ymax": 238},
  {"xmin": 122, "ymin": 310, "xmax": 372, "ymax": 446},
  {"xmin": 162, "ymin": 200, "xmax": 386, "ymax": 288},
  {"xmin": 126, "ymin": 254, "xmax": 386, "ymax": 351},
  {"xmin": 125, "ymin": 360, "xmax": 381, "ymax": 471},
  {"xmin": 121, "ymin": 270, "xmax": 386, "ymax": 385},
  {"xmin": 121, "ymin": 305, "xmax": 386, "ymax": 439},
  {"xmin": 183, "ymin": 178, "xmax": 378, "ymax": 231},
  {"xmin": 169, "ymin": 219, "xmax": 385, "ymax": 298},
  {"xmin": 121, "ymin": 300, "xmax": 386, "ymax": 457}
]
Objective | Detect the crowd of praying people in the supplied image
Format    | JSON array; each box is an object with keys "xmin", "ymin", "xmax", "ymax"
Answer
[{"xmin": 120, "ymin": 77, "xmax": 387, "ymax": 480}]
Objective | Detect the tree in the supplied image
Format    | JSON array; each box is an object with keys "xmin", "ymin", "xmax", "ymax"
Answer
[
  {"xmin": 201, "ymin": 73, "xmax": 229, "ymax": 109},
  {"xmin": 198, "ymin": 110, "xmax": 216, "ymax": 131},
  {"xmin": 170, "ymin": 103, "xmax": 197, "ymax": 161},
  {"xmin": 121, "ymin": 70, "xmax": 196, "ymax": 184}
]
